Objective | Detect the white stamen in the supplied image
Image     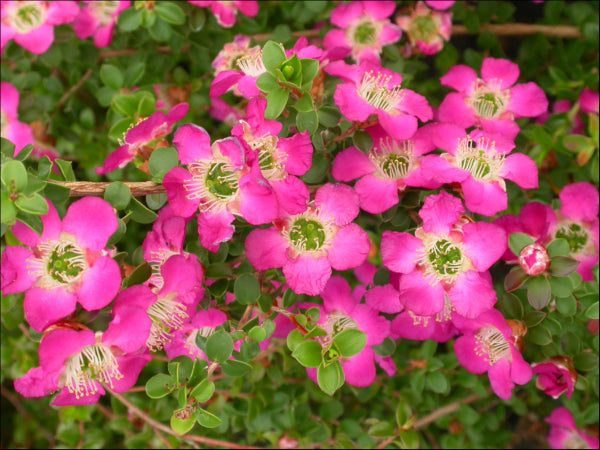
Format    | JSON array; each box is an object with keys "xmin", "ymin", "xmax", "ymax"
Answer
[
  {"xmin": 64, "ymin": 344, "xmax": 122, "ymax": 399},
  {"xmin": 357, "ymin": 71, "xmax": 405, "ymax": 113},
  {"xmin": 475, "ymin": 326, "xmax": 511, "ymax": 365}
]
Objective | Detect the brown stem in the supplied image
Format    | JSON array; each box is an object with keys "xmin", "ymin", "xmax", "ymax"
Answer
[
  {"xmin": 452, "ymin": 23, "xmax": 582, "ymax": 38},
  {"xmin": 55, "ymin": 69, "xmax": 93, "ymax": 109},
  {"xmin": 48, "ymin": 180, "xmax": 166, "ymax": 197},
  {"xmin": 110, "ymin": 390, "xmax": 262, "ymax": 449}
]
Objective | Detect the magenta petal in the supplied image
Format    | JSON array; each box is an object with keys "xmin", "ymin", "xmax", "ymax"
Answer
[
  {"xmin": 378, "ymin": 112, "xmax": 418, "ymax": 141},
  {"xmin": 481, "ymin": 58, "xmax": 520, "ymax": 89},
  {"xmin": 271, "ymin": 176, "xmax": 310, "ymax": 215},
  {"xmin": 419, "ymin": 190, "xmax": 464, "ymax": 234},
  {"xmin": 559, "ymin": 182, "xmax": 600, "ymax": 222},
  {"xmin": 332, "ymin": 147, "xmax": 374, "ymax": 182},
  {"xmin": 424, "ymin": 122, "xmax": 466, "ymax": 153},
  {"xmin": 210, "ymin": 70, "xmax": 244, "ymax": 97},
  {"xmin": 365, "ymin": 284, "xmax": 402, "ymax": 313},
  {"xmin": 508, "ymin": 82, "xmax": 548, "ymax": 118},
  {"xmin": 173, "ymin": 124, "xmax": 212, "ymax": 165},
  {"xmin": 355, "ymin": 174, "xmax": 398, "ymax": 214},
  {"xmin": 510, "ymin": 347, "xmax": 533, "ymax": 385},
  {"xmin": 440, "ymin": 65, "xmax": 478, "ymax": 93},
  {"xmin": 0, "ymin": 246, "xmax": 37, "ymax": 294},
  {"xmin": 381, "ymin": 231, "xmax": 422, "ymax": 273},
  {"xmin": 24, "ymin": 287, "xmax": 77, "ymax": 332},
  {"xmin": 399, "ymin": 90, "xmax": 433, "ymax": 122},
  {"xmin": 391, "ymin": 311, "xmax": 437, "ymax": 341},
  {"xmin": 126, "ymin": 111, "xmax": 167, "ymax": 144},
  {"xmin": 104, "ymin": 305, "xmax": 152, "ymax": 353},
  {"xmin": 323, "ymin": 29, "xmax": 351, "ymax": 52},
  {"xmin": 15, "ymin": 24, "xmax": 54, "ymax": 54},
  {"xmin": 51, "ymin": 386, "xmax": 104, "ymax": 406},
  {"xmin": 278, "ymin": 132, "xmax": 314, "ymax": 176},
  {"xmin": 239, "ymin": 173, "xmax": 278, "ymax": 225},
  {"xmin": 462, "ymin": 222, "xmax": 507, "ymax": 271},
  {"xmin": 448, "ymin": 271, "xmax": 497, "ymax": 318},
  {"xmin": 488, "ymin": 359, "xmax": 514, "ymax": 400},
  {"xmin": 454, "ymin": 334, "xmax": 490, "ymax": 374},
  {"xmin": 245, "ymin": 228, "xmax": 288, "ymax": 270},
  {"xmin": 315, "ymin": 183, "xmax": 360, "ymax": 225},
  {"xmin": 63, "ymin": 197, "xmax": 118, "ymax": 251},
  {"xmin": 398, "ymin": 270, "xmax": 445, "ymax": 316},
  {"xmin": 362, "ymin": 0, "xmax": 396, "ymax": 19},
  {"xmin": 237, "ymin": 75, "xmax": 261, "ymax": 98},
  {"xmin": 328, "ymin": 223, "xmax": 370, "ymax": 271},
  {"xmin": 342, "ymin": 348, "xmax": 376, "ymax": 387},
  {"xmin": 334, "ymin": 83, "xmax": 373, "ymax": 122},
  {"xmin": 437, "ymin": 92, "xmax": 476, "ymax": 128},
  {"xmin": 330, "ymin": 1, "xmax": 364, "ymax": 28},
  {"xmin": 163, "ymin": 167, "xmax": 200, "ymax": 218},
  {"xmin": 77, "ymin": 256, "xmax": 121, "ymax": 311},
  {"xmin": 160, "ymin": 255, "xmax": 203, "ymax": 297},
  {"xmin": 13, "ymin": 199, "xmax": 61, "ymax": 247},
  {"xmin": 216, "ymin": 137, "xmax": 245, "ymax": 169},
  {"xmin": 283, "ymin": 254, "xmax": 331, "ymax": 296},
  {"xmin": 461, "ymin": 177, "xmax": 508, "ymax": 216},
  {"xmin": 321, "ymin": 275, "xmax": 355, "ymax": 313},
  {"xmin": 96, "ymin": 144, "xmax": 134, "ymax": 175},
  {"xmin": 501, "ymin": 153, "xmax": 539, "ymax": 189},
  {"xmin": 110, "ymin": 354, "xmax": 152, "ymax": 393},
  {"xmin": 419, "ymin": 154, "xmax": 469, "ymax": 186},
  {"xmin": 197, "ymin": 210, "xmax": 235, "ymax": 252},
  {"xmin": 14, "ymin": 367, "xmax": 59, "ymax": 398}
]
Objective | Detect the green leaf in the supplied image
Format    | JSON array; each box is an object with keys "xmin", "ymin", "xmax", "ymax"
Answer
[
  {"xmin": 146, "ymin": 193, "xmax": 167, "ymax": 210},
  {"xmin": 1, "ymin": 138, "xmax": 16, "ymax": 158},
  {"xmin": 317, "ymin": 361, "xmax": 344, "ymax": 395},
  {"xmin": 137, "ymin": 94, "xmax": 156, "ymax": 117},
  {"xmin": 318, "ymin": 106, "xmax": 341, "ymax": 128},
  {"xmin": 195, "ymin": 408, "xmax": 222, "ymax": 429},
  {"xmin": 373, "ymin": 337, "xmax": 396, "ymax": 358},
  {"xmin": 508, "ymin": 232, "xmax": 535, "ymax": 256},
  {"xmin": 300, "ymin": 58, "xmax": 319, "ymax": 91},
  {"xmin": 104, "ymin": 182, "xmax": 132, "ymax": 210},
  {"xmin": 124, "ymin": 62, "xmax": 146, "ymax": 87},
  {"xmin": 555, "ymin": 295, "xmax": 577, "ymax": 317},
  {"xmin": 286, "ymin": 328, "xmax": 305, "ymax": 352},
  {"xmin": 528, "ymin": 325, "xmax": 553, "ymax": 346},
  {"xmin": 221, "ymin": 359, "xmax": 252, "ymax": 377},
  {"xmin": 37, "ymin": 156, "xmax": 53, "ymax": 180},
  {"xmin": 149, "ymin": 146, "xmax": 179, "ymax": 182},
  {"xmin": 55, "ymin": 159, "xmax": 76, "ymax": 182},
  {"xmin": 524, "ymin": 310, "xmax": 547, "ymax": 328},
  {"xmin": 547, "ymin": 239, "xmax": 570, "ymax": 257},
  {"xmin": 148, "ymin": 16, "xmax": 172, "ymax": 42},
  {"xmin": 282, "ymin": 288, "xmax": 298, "ymax": 308},
  {"xmin": 549, "ymin": 256, "xmax": 580, "ymax": 277},
  {"xmin": 549, "ymin": 275, "xmax": 574, "ymax": 298},
  {"xmin": 145, "ymin": 374, "xmax": 176, "ymax": 399},
  {"xmin": 292, "ymin": 340, "xmax": 323, "ymax": 368},
  {"xmin": 264, "ymin": 88, "xmax": 289, "ymax": 120},
  {"xmin": 170, "ymin": 411, "xmax": 196, "ymax": 435},
  {"xmin": 128, "ymin": 197, "xmax": 158, "ymax": 224},
  {"xmin": 123, "ymin": 262, "xmax": 152, "ymax": 287},
  {"xmin": 561, "ymin": 330, "xmax": 582, "ymax": 355},
  {"xmin": 15, "ymin": 193, "xmax": 49, "ymax": 216},
  {"xmin": 189, "ymin": 6, "xmax": 206, "ymax": 31},
  {"xmin": 256, "ymin": 73, "xmax": 280, "ymax": 93},
  {"xmin": 426, "ymin": 371, "xmax": 449, "ymax": 394},
  {"xmin": 527, "ymin": 276, "xmax": 552, "ymax": 310},
  {"xmin": 154, "ymin": 1, "xmax": 185, "ymax": 24},
  {"xmin": 100, "ymin": 64, "xmax": 123, "ymax": 90},
  {"xmin": 353, "ymin": 130, "xmax": 373, "ymax": 152},
  {"xmin": 112, "ymin": 93, "xmax": 141, "ymax": 117},
  {"xmin": 1, "ymin": 192, "xmax": 17, "ymax": 224},
  {"xmin": 118, "ymin": 7, "xmax": 142, "ymax": 31},
  {"xmin": 585, "ymin": 302, "xmax": 599, "ymax": 319},
  {"xmin": 295, "ymin": 94, "xmax": 314, "ymax": 113},
  {"xmin": 573, "ymin": 352, "xmax": 599, "ymax": 372},
  {"xmin": 248, "ymin": 326, "xmax": 267, "ymax": 342},
  {"xmin": 333, "ymin": 329, "xmax": 366, "ymax": 359},
  {"xmin": 499, "ymin": 292, "xmax": 525, "ymax": 319},
  {"xmin": 15, "ymin": 211, "xmax": 43, "ymax": 235},
  {"xmin": 205, "ymin": 262, "xmax": 233, "ymax": 279},
  {"xmin": 276, "ymin": 54, "xmax": 303, "ymax": 87},
  {"xmin": 205, "ymin": 330, "xmax": 233, "ymax": 363},
  {"xmin": 368, "ymin": 421, "xmax": 395, "ymax": 438},
  {"xmin": 296, "ymin": 110, "xmax": 318, "ymax": 134},
  {"xmin": 233, "ymin": 273, "xmax": 261, "ymax": 305},
  {"xmin": 504, "ymin": 266, "xmax": 529, "ymax": 292},
  {"xmin": 190, "ymin": 379, "xmax": 215, "ymax": 403},
  {"xmin": 1, "ymin": 160, "xmax": 28, "ymax": 192},
  {"xmin": 262, "ymin": 41, "xmax": 287, "ymax": 71}
]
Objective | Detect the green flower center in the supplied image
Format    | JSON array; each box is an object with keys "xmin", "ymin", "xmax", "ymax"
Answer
[
  {"xmin": 460, "ymin": 149, "xmax": 491, "ymax": 179},
  {"xmin": 382, "ymin": 153, "xmax": 411, "ymax": 179},
  {"xmin": 205, "ymin": 161, "xmax": 239, "ymax": 200},
  {"xmin": 472, "ymin": 92, "xmax": 505, "ymax": 119},
  {"xmin": 289, "ymin": 219, "xmax": 326, "ymax": 252},
  {"xmin": 556, "ymin": 223, "xmax": 588, "ymax": 254},
  {"xmin": 456, "ymin": 137, "xmax": 504, "ymax": 181},
  {"xmin": 91, "ymin": 1, "xmax": 120, "ymax": 27},
  {"xmin": 46, "ymin": 243, "xmax": 87, "ymax": 285},
  {"xmin": 13, "ymin": 4, "xmax": 45, "ymax": 33},
  {"xmin": 410, "ymin": 15, "xmax": 438, "ymax": 42},
  {"xmin": 428, "ymin": 239, "xmax": 464, "ymax": 276},
  {"xmin": 353, "ymin": 22, "xmax": 377, "ymax": 45}
]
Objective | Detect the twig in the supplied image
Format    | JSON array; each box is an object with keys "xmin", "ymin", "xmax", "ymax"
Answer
[
  {"xmin": 452, "ymin": 23, "xmax": 582, "ymax": 38},
  {"xmin": 55, "ymin": 69, "xmax": 93, "ymax": 109},
  {"xmin": 110, "ymin": 390, "xmax": 262, "ymax": 449},
  {"xmin": 48, "ymin": 180, "xmax": 166, "ymax": 197}
]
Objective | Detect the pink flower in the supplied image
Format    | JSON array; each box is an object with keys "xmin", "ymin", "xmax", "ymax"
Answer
[
  {"xmin": 14, "ymin": 318, "xmax": 151, "ymax": 406},
  {"xmin": 551, "ymin": 182, "xmax": 599, "ymax": 281},
  {"xmin": 532, "ymin": 356, "xmax": 577, "ymax": 399},
  {"xmin": 396, "ymin": 1, "xmax": 452, "ymax": 56},
  {"xmin": 245, "ymin": 183, "xmax": 371, "ymax": 296},
  {"xmin": 210, "ymin": 34, "xmax": 265, "ymax": 99},
  {"xmin": 518, "ymin": 243, "xmax": 551, "ymax": 276},
  {"xmin": 327, "ymin": 60, "xmax": 433, "ymax": 141},
  {"xmin": 1, "ymin": 197, "xmax": 121, "ymax": 332},
  {"xmin": 188, "ymin": 1, "xmax": 258, "ymax": 28},
  {"xmin": 96, "ymin": 102, "xmax": 189, "ymax": 175},
  {"xmin": 73, "ymin": 1, "xmax": 130, "ymax": 48},
  {"xmin": 0, "ymin": 81, "xmax": 34, "ymax": 156},
  {"xmin": 323, "ymin": 1, "xmax": 402, "ymax": 64},
  {"xmin": 232, "ymin": 97, "xmax": 312, "ymax": 215},
  {"xmin": 301, "ymin": 276, "xmax": 393, "ymax": 387},
  {"xmin": 380, "ymin": 191, "xmax": 506, "ymax": 318},
  {"xmin": 1, "ymin": 0, "xmax": 79, "ymax": 55},
  {"xmin": 332, "ymin": 124, "xmax": 439, "ymax": 214},
  {"xmin": 580, "ymin": 88, "xmax": 599, "ymax": 116},
  {"xmin": 424, "ymin": 1, "xmax": 455, "ymax": 10},
  {"xmin": 438, "ymin": 57, "xmax": 548, "ymax": 140},
  {"xmin": 163, "ymin": 124, "xmax": 278, "ymax": 252},
  {"xmin": 545, "ymin": 407, "xmax": 599, "ymax": 449},
  {"xmin": 419, "ymin": 122, "xmax": 538, "ymax": 216},
  {"xmin": 454, "ymin": 309, "xmax": 532, "ymax": 400}
]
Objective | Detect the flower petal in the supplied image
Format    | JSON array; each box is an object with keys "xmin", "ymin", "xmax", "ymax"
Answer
[
  {"xmin": 328, "ymin": 223, "xmax": 370, "ymax": 271},
  {"xmin": 283, "ymin": 254, "xmax": 331, "ymax": 296},
  {"xmin": 63, "ymin": 197, "xmax": 118, "ymax": 251}
]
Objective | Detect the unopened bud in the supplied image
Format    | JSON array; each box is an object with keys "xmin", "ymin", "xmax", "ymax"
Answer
[{"xmin": 518, "ymin": 243, "xmax": 551, "ymax": 276}]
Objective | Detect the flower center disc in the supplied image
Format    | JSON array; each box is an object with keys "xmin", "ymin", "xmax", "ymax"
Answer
[
  {"xmin": 12, "ymin": 3, "xmax": 45, "ymax": 33},
  {"xmin": 205, "ymin": 161, "xmax": 239, "ymax": 200},
  {"xmin": 289, "ymin": 218, "xmax": 326, "ymax": 252},
  {"xmin": 428, "ymin": 239, "xmax": 463, "ymax": 277},
  {"xmin": 46, "ymin": 243, "xmax": 87, "ymax": 284},
  {"xmin": 410, "ymin": 15, "xmax": 437, "ymax": 43},
  {"xmin": 556, "ymin": 223, "xmax": 588, "ymax": 254}
]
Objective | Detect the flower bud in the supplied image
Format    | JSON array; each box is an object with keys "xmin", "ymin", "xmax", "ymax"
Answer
[
  {"xmin": 532, "ymin": 356, "xmax": 578, "ymax": 399},
  {"xmin": 518, "ymin": 243, "xmax": 551, "ymax": 276}
]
